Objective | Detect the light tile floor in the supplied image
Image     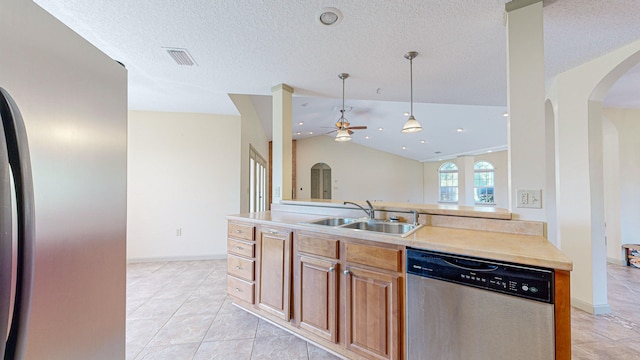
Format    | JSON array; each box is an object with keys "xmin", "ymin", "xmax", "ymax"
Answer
[
  {"xmin": 126, "ymin": 259, "xmax": 340, "ymax": 360},
  {"xmin": 127, "ymin": 259, "xmax": 639, "ymax": 360}
]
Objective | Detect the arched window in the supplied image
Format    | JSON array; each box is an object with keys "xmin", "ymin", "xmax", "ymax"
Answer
[
  {"xmin": 438, "ymin": 162, "xmax": 458, "ymax": 203},
  {"xmin": 474, "ymin": 161, "xmax": 495, "ymax": 204}
]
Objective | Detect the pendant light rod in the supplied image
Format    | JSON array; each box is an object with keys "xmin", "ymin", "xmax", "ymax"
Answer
[
  {"xmin": 402, "ymin": 51, "xmax": 423, "ymax": 133},
  {"xmin": 338, "ymin": 73, "xmax": 348, "ymax": 124},
  {"xmin": 405, "ymin": 52, "xmax": 418, "ymax": 116}
]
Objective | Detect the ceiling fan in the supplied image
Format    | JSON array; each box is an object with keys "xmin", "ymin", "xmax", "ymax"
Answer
[{"xmin": 328, "ymin": 73, "xmax": 367, "ymax": 142}]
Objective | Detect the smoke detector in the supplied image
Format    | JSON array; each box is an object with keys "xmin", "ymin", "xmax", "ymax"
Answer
[{"xmin": 317, "ymin": 7, "xmax": 343, "ymax": 26}]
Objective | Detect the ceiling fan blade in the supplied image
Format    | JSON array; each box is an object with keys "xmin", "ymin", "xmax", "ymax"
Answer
[
  {"xmin": 324, "ymin": 129, "xmax": 338, "ymax": 135},
  {"xmin": 348, "ymin": 130, "xmax": 354, "ymax": 135},
  {"xmin": 347, "ymin": 126, "xmax": 367, "ymax": 130}
]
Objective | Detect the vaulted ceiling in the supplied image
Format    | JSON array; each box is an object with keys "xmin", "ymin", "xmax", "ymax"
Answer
[{"xmin": 34, "ymin": 0, "xmax": 640, "ymax": 161}]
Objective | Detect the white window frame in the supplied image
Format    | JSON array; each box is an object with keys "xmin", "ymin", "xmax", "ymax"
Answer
[
  {"xmin": 474, "ymin": 161, "xmax": 495, "ymax": 205},
  {"xmin": 438, "ymin": 162, "xmax": 459, "ymax": 203},
  {"xmin": 249, "ymin": 146, "xmax": 267, "ymax": 212}
]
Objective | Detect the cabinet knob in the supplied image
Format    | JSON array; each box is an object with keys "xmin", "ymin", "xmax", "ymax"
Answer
[
  {"xmin": 235, "ymin": 246, "xmax": 243, "ymax": 250},
  {"xmin": 235, "ymin": 230, "xmax": 243, "ymax": 234},
  {"xmin": 235, "ymin": 266, "xmax": 243, "ymax": 270},
  {"xmin": 268, "ymin": 230, "xmax": 278, "ymax": 235},
  {"xmin": 235, "ymin": 288, "xmax": 242, "ymax": 292},
  {"xmin": 328, "ymin": 267, "xmax": 335, "ymax": 272},
  {"xmin": 343, "ymin": 270, "xmax": 350, "ymax": 275}
]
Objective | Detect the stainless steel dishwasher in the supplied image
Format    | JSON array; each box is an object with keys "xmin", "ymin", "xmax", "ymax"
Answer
[{"xmin": 406, "ymin": 248, "xmax": 555, "ymax": 360}]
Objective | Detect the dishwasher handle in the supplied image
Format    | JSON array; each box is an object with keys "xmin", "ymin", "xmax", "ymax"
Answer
[{"xmin": 441, "ymin": 258, "xmax": 499, "ymax": 272}]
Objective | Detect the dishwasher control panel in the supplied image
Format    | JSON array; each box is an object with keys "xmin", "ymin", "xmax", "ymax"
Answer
[{"xmin": 407, "ymin": 248, "xmax": 554, "ymax": 303}]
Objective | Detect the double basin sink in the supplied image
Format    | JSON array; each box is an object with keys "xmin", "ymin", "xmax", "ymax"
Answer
[{"xmin": 304, "ymin": 217, "xmax": 422, "ymax": 237}]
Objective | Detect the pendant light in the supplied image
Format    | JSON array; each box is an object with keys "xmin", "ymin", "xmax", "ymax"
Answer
[
  {"xmin": 401, "ymin": 51, "xmax": 423, "ymax": 133},
  {"xmin": 335, "ymin": 73, "xmax": 352, "ymax": 142}
]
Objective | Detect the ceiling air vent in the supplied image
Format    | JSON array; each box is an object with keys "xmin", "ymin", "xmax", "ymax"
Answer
[{"xmin": 164, "ymin": 47, "xmax": 197, "ymax": 66}]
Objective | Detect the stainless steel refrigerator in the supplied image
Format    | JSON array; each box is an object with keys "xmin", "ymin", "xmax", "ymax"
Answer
[{"xmin": 1, "ymin": 0, "xmax": 127, "ymax": 359}]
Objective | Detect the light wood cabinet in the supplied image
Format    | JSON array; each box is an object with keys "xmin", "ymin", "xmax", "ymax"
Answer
[
  {"xmin": 256, "ymin": 226, "xmax": 292, "ymax": 320},
  {"xmin": 295, "ymin": 254, "xmax": 339, "ymax": 342},
  {"xmin": 294, "ymin": 231, "xmax": 404, "ymax": 359},
  {"xmin": 226, "ymin": 221, "xmax": 256, "ymax": 305},
  {"xmin": 344, "ymin": 265, "xmax": 401, "ymax": 360}
]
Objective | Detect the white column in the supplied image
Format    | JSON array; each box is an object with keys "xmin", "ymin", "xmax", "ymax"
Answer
[
  {"xmin": 457, "ymin": 156, "xmax": 475, "ymax": 206},
  {"xmin": 271, "ymin": 83, "xmax": 294, "ymax": 204},
  {"xmin": 505, "ymin": 0, "xmax": 546, "ymax": 221}
]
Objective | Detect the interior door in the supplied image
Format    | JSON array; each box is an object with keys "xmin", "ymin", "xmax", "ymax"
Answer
[{"xmin": 322, "ymin": 169, "xmax": 331, "ymax": 199}]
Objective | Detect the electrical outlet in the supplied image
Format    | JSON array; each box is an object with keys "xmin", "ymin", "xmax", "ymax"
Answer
[
  {"xmin": 516, "ymin": 190, "xmax": 542, "ymax": 209},
  {"xmin": 176, "ymin": 228, "xmax": 182, "ymax": 236}
]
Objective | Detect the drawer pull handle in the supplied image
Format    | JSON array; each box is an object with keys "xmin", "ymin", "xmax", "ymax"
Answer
[
  {"xmin": 235, "ymin": 230, "xmax": 243, "ymax": 234},
  {"xmin": 268, "ymin": 230, "xmax": 278, "ymax": 235},
  {"xmin": 235, "ymin": 288, "xmax": 242, "ymax": 292},
  {"xmin": 235, "ymin": 266, "xmax": 243, "ymax": 270},
  {"xmin": 328, "ymin": 267, "xmax": 335, "ymax": 272},
  {"xmin": 343, "ymin": 270, "xmax": 350, "ymax": 275},
  {"xmin": 235, "ymin": 246, "xmax": 243, "ymax": 250}
]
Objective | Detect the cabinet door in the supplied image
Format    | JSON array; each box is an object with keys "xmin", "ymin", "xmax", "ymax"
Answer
[
  {"xmin": 344, "ymin": 266, "xmax": 401, "ymax": 360},
  {"xmin": 257, "ymin": 228, "xmax": 292, "ymax": 320},
  {"xmin": 295, "ymin": 255, "xmax": 338, "ymax": 343}
]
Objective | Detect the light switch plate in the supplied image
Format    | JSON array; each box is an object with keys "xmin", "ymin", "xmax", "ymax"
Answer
[{"xmin": 516, "ymin": 190, "xmax": 542, "ymax": 208}]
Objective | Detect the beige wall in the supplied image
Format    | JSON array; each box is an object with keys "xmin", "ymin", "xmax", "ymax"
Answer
[
  {"xmin": 127, "ymin": 110, "xmax": 241, "ymax": 261},
  {"xmin": 422, "ymin": 151, "xmax": 509, "ymax": 209},
  {"xmin": 229, "ymin": 94, "xmax": 270, "ymax": 213},
  {"xmin": 296, "ymin": 135, "xmax": 424, "ymax": 203},
  {"xmin": 603, "ymin": 108, "xmax": 640, "ymax": 263}
]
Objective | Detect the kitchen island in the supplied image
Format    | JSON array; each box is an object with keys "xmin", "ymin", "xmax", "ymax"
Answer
[{"xmin": 226, "ymin": 200, "xmax": 572, "ymax": 360}]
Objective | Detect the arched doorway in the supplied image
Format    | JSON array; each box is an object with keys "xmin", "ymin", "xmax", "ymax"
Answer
[{"xmin": 311, "ymin": 163, "xmax": 331, "ymax": 199}]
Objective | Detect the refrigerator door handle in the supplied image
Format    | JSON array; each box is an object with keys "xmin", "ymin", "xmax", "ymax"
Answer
[
  {"xmin": 0, "ymin": 87, "xmax": 36, "ymax": 360},
  {"xmin": 0, "ymin": 90, "xmax": 12, "ymax": 360}
]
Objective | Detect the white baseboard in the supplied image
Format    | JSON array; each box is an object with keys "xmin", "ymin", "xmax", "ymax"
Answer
[
  {"xmin": 571, "ymin": 298, "xmax": 612, "ymax": 315},
  {"xmin": 607, "ymin": 256, "xmax": 625, "ymax": 266},
  {"xmin": 127, "ymin": 254, "xmax": 227, "ymax": 263}
]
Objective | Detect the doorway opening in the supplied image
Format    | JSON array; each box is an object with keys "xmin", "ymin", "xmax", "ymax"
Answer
[{"xmin": 311, "ymin": 163, "xmax": 332, "ymax": 199}]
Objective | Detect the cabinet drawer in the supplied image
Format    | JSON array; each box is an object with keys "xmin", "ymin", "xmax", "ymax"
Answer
[
  {"xmin": 345, "ymin": 242, "xmax": 402, "ymax": 272},
  {"xmin": 297, "ymin": 233, "xmax": 339, "ymax": 259},
  {"xmin": 228, "ymin": 238, "xmax": 255, "ymax": 258},
  {"xmin": 228, "ymin": 222, "xmax": 255, "ymax": 241},
  {"xmin": 227, "ymin": 275, "xmax": 255, "ymax": 304},
  {"xmin": 227, "ymin": 254, "xmax": 255, "ymax": 281}
]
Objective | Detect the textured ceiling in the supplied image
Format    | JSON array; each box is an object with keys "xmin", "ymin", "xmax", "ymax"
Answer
[{"xmin": 34, "ymin": 0, "xmax": 640, "ymax": 161}]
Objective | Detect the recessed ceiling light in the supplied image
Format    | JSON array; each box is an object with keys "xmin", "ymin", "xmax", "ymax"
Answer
[
  {"xmin": 420, "ymin": 140, "xmax": 425, "ymax": 144},
  {"xmin": 309, "ymin": 131, "xmax": 314, "ymax": 135},
  {"xmin": 296, "ymin": 132, "xmax": 301, "ymax": 135},
  {"xmin": 365, "ymin": 136, "xmax": 370, "ymax": 139},
  {"xmin": 378, "ymin": 127, "xmax": 384, "ymax": 131},
  {"xmin": 402, "ymin": 146, "xmax": 407, "ymax": 150},
  {"xmin": 456, "ymin": 128, "xmax": 464, "ymax": 132},
  {"xmin": 403, "ymin": 112, "xmax": 410, "ymax": 116},
  {"xmin": 298, "ymin": 122, "xmax": 304, "ymax": 126},
  {"xmin": 317, "ymin": 7, "xmax": 343, "ymax": 26},
  {"xmin": 487, "ymin": 150, "xmax": 493, "ymax": 153},
  {"xmin": 503, "ymin": 112, "xmax": 509, "ymax": 117}
]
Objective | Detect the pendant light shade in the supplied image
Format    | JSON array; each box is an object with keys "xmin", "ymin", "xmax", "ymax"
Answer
[{"xmin": 402, "ymin": 51, "xmax": 423, "ymax": 133}]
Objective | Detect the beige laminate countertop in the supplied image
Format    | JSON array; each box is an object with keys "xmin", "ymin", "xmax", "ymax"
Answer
[
  {"xmin": 280, "ymin": 199, "xmax": 512, "ymax": 220},
  {"xmin": 227, "ymin": 211, "xmax": 573, "ymax": 271}
]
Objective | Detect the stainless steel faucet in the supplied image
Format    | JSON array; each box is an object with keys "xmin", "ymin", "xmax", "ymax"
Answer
[
  {"xmin": 410, "ymin": 209, "xmax": 419, "ymax": 226},
  {"xmin": 343, "ymin": 200, "xmax": 375, "ymax": 220}
]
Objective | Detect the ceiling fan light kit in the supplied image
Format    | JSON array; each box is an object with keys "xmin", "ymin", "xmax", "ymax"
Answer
[
  {"xmin": 335, "ymin": 129, "xmax": 352, "ymax": 142},
  {"xmin": 401, "ymin": 51, "xmax": 423, "ymax": 133}
]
